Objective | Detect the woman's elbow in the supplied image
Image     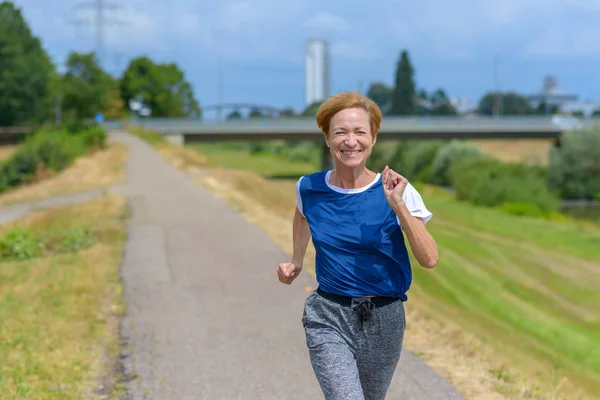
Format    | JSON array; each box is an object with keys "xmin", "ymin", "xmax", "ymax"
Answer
[{"xmin": 421, "ymin": 252, "xmax": 439, "ymax": 269}]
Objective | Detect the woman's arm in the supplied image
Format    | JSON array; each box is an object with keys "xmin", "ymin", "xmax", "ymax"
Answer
[
  {"xmin": 277, "ymin": 207, "xmax": 311, "ymax": 284},
  {"xmin": 382, "ymin": 166, "xmax": 439, "ymax": 269},
  {"xmin": 393, "ymin": 202, "xmax": 439, "ymax": 269},
  {"xmin": 292, "ymin": 207, "xmax": 311, "ymax": 268}
]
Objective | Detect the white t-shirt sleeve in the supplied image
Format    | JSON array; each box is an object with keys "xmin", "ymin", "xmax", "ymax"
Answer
[
  {"xmin": 396, "ymin": 182, "xmax": 433, "ymax": 224},
  {"xmin": 295, "ymin": 176, "xmax": 305, "ymax": 217}
]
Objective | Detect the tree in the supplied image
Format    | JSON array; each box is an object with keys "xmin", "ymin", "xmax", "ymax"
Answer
[
  {"xmin": 366, "ymin": 82, "xmax": 393, "ymax": 113},
  {"xmin": 429, "ymin": 89, "xmax": 457, "ymax": 115},
  {"xmin": 478, "ymin": 91, "xmax": 535, "ymax": 116},
  {"xmin": 227, "ymin": 110, "xmax": 242, "ymax": 120},
  {"xmin": 60, "ymin": 51, "xmax": 113, "ymax": 121},
  {"xmin": 548, "ymin": 126, "xmax": 600, "ymax": 200},
  {"xmin": 535, "ymin": 100, "xmax": 559, "ymax": 115},
  {"xmin": 389, "ymin": 50, "xmax": 416, "ymax": 116},
  {"xmin": 302, "ymin": 101, "xmax": 323, "ymax": 117},
  {"xmin": 248, "ymin": 108, "xmax": 263, "ymax": 119},
  {"xmin": 120, "ymin": 56, "xmax": 201, "ymax": 118},
  {"xmin": 279, "ymin": 107, "xmax": 296, "ymax": 118},
  {"xmin": 416, "ymin": 89, "xmax": 430, "ymax": 115},
  {"xmin": 104, "ymin": 88, "xmax": 127, "ymax": 118},
  {"xmin": 0, "ymin": 1, "xmax": 55, "ymax": 126}
]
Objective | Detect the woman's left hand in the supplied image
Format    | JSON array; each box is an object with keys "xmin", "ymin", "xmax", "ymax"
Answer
[{"xmin": 382, "ymin": 165, "xmax": 407, "ymax": 208}]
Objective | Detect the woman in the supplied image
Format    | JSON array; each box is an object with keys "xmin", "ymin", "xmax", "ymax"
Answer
[{"xmin": 277, "ymin": 91, "xmax": 439, "ymax": 400}]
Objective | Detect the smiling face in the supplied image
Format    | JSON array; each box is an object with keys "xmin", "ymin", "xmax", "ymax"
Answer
[{"xmin": 326, "ymin": 107, "xmax": 374, "ymax": 169}]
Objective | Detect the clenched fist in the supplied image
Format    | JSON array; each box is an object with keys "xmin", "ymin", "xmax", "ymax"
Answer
[
  {"xmin": 382, "ymin": 165, "xmax": 408, "ymax": 209},
  {"xmin": 277, "ymin": 262, "xmax": 302, "ymax": 285}
]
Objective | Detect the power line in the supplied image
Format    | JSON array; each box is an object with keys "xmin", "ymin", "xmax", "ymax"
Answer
[{"xmin": 71, "ymin": 0, "xmax": 127, "ymax": 65}]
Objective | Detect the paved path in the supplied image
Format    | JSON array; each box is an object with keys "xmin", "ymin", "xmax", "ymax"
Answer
[{"xmin": 112, "ymin": 131, "xmax": 465, "ymax": 400}]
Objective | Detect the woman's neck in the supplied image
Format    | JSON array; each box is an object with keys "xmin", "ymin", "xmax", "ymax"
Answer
[{"xmin": 330, "ymin": 165, "xmax": 376, "ymax": 189}]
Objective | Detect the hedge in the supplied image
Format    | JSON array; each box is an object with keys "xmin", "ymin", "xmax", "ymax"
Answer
[
  {"xmin": 449, "ymin": 156, "xmax": 560, "ymax": 216},
  {"xmin": 0, "ymin": 125, "xmax": 107, "ymax": 193},
  {"xmin": 548, "ymin": 125, "xmax": 600, "ymax": 200}
]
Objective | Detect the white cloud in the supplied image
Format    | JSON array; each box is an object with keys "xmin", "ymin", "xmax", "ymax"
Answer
[
  {"xmin": 524, "ymin": 26, "xmax": 600, "ymax": 57},
  {"xmin": 12, "ymin": 0, "xmax": 600, "ymax": 66}
]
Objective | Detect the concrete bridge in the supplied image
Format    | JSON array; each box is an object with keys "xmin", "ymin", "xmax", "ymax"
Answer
[
  {"xmin": 2, "ymin": 115, "xmax": 591, "ymax": 169},
  {"xmin": 143, "ymin": 117, "xmax": 569, "ymax": 142},
  {"xmin": 129, "ymin": 115, "xmax": 584, "ymax": 169}
]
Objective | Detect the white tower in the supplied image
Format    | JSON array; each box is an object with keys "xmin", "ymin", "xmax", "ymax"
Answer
[{"xmin": 305, "ymin": 39, "xmax": 330, "ymax": 106}]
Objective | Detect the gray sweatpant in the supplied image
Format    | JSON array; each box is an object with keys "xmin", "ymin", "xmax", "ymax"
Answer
[{"xmin": 302, "ymin": 289, "xmax": 406, "ymax": 400}]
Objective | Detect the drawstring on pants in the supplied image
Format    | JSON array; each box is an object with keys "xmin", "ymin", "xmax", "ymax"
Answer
[{"xmin": 351, "ymin": 298, "xmax": 375, "ymax": 330}]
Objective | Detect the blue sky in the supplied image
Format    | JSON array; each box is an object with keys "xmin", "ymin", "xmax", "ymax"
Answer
[{"xmin": 12, "ymin": 0, "xmax": 600, "ymax": 116}]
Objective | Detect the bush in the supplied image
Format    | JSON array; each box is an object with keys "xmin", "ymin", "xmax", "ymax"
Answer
[
  {"xmin": 389, "ymin": 141, "xmax": 446, "ymax": 183},
  {"xmin": 57, "ymin": 227, "xmax": 95, "ymax": 253},
  {"xmin": 0, "ymin": 227, "xmax": 45, "ymax": 260},
  {"xmin": 78, "ymin": 125, "xmax": 107, "ymax": 150},
  {"xmin": 449, "ymin": 156, "xmax": 559, "ymax": 215},
  {"xmin": 286, "ymin": 142, "xmax": 319, "ymax": 163},
  {"xmin": 247, "ymin": 142, "xmax": 267, "ymax": 154},
  {"xmin": 430, "ymin": 140, "xmax": 483, "ymax": 186},
  {"xmin": 0, "ymin": 125, "xmax": 106, "ymax": 194},
  {"xmin": 548, "ymin": 125, "xmax": 600, "ymax": 200}
]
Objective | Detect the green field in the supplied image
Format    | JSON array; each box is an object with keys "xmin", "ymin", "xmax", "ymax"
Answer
[
  {"xmin": 188, "ymin": 141, "xmax": 600, "ymax": 399},
  {"xmin": 191, "ymin": 142, "xmax": 319, "ymax": 178},
  {"xmin": 415, "ymin": 188, "xmax": 600, "ymax": 397}
]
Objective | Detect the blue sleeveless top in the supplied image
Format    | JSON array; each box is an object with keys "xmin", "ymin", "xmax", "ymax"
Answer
[{"xmin": 296, "ymin": 170, "xmax": 432, "ymax": 301}]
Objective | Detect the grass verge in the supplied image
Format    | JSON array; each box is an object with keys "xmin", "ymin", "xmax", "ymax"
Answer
[
  {"xmin": 0, "ymin": 141, "xmax": 129, "ymax": 206},
  {"xmin": 0, "ymin": 196, "xmax": 128, "ymax": 399},
  {"xmin": 130, "ymin": 128, "xmax": 600, "ymax": 400}
]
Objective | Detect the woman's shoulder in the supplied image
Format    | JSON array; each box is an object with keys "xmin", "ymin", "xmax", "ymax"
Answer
[{"xmin": 296, "ymin": 171, "xmax": 328, "ymax": 187}]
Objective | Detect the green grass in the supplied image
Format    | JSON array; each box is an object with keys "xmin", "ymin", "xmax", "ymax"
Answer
[
  {"xmin": 191, "ymin": 142, "xmax": 320, "ymax": 178},
  {"xmin": 408, "ymin": 190, "xmax": 600, "ymax": 398},
  {"xmin": 0, "ymin": 196, "xmax": 127, "ymax": 399},
  {"xmin": 186, "ymin": 143, "xmax": 600, "ymax": 399}
]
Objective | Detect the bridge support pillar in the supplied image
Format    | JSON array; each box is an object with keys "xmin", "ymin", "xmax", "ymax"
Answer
[{"xmin": 321, "ymin": 143, "xmax": 335, "ymax": 171}]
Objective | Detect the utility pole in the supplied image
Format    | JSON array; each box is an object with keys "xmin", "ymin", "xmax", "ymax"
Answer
[
  {"xmin": 492, "ymin": 53, "xmax": 503, "ymax": 117},
  {"xmin": 493, "ymin": 53, "xmax": 499, "ymax": 116},
  {"xmin": 71, "ymin": 0, "xmax": 126, "ymax": 66}
]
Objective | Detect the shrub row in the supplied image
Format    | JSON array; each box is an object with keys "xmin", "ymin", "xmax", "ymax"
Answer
[
  {"xmin": 548, "ymin": 126, "xmax": 600, "ymax": 200},
  {"xmin": 370, "ymin": 139, "xmax": 560, "ymax": 217},
  {"xmin": 0, "ymin": 124, "xmax": 106, "ymax": 193},
  {"xmin": 448, "ymin": 156, "xmax": 559, "ymax": 216},
  {"xmin": 373, "ymin": 124, "xmax": 600, "ymax": 217}
]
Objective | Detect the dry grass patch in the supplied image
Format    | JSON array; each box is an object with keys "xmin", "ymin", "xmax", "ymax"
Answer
[
  {"xmin": 0, "ymin": 141, "xmax": 129, "ymax": 206},
  {"xmin": 154, "ymin": 142, "xmax": 208, "ymax": 174},
  {"xmin": 468, "ymin": 139, "xmax": 555, "ymax": 166},
  {"xmin": 0, "ymin": 196, "xmax": 128, "ymax": 399}
]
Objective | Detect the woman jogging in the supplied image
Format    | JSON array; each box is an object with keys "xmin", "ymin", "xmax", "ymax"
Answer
[{"xmin": 277, "ymin": 91, "xmax": 439, "ymax": 400}]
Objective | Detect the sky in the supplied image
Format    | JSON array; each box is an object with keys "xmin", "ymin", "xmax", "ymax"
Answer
[{"xmin": 11, "ymin": 0, "xmax": 600, "ymax": 117}]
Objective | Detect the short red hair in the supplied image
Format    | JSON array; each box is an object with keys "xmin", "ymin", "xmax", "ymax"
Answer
[{"xmin": 315, "ymin": 91, "xmax": 383, "ymax": 139}]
